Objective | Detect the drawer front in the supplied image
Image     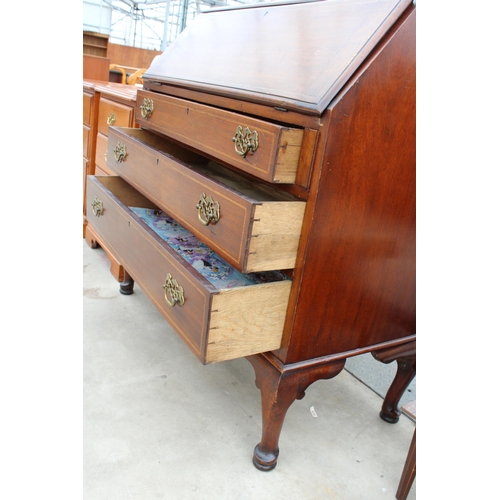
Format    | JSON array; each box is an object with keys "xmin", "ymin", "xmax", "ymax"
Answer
[
  {"xmin": 83, "ymin": 91, "xmax": 93, "ymax": 127},
  {"xmin": 96, "ymin": 134, "xmax": 116, "ymax": 175},
  {"xmin": 86, "ymin": 175, "xmax": 291, "ymax": 364},
  {"xmin": 107, "ymin": 127, "xmax": 306, "ymax": 272},
  {"xmin": 136, "ymin": 90, "xmax": 303, "ymax": 184},
  {"xmin": 98, "ymin": 98, "xmax": 134, "ymax": 136}
]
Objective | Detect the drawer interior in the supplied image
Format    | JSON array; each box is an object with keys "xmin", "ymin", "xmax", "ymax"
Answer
[
  {"xmin": 130, "ymin": 206, "xmax": 289, "ymax": 290},
  {"xmin": 95, "ymin": 176, "xmax": 290, "ymax": 289}
]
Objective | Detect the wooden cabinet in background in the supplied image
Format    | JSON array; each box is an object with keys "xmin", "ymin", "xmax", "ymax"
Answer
[
  {"xmin": 83, "ymin": 31, "xmax": 109, "ymax": 58},
  {"xmin": 83, "ymin": 81, "xmax": 99, "ymax": 227},
  {"xmin": 83, "ymin": 81, "xmax": 139, "ymax": 282},
  {"xmin": 94, "ymin": 83, "xmax": 138, "ymax": 177}
]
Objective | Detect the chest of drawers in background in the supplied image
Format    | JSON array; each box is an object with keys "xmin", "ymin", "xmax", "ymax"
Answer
[
  {"xmin": 83, "ymin": 81, "xmax": 97, "ymax": 226},
  {"xmin": 94, "ymin": 83, "xmax": 138, "ymax": 177},
  {"xmin": 83, "ymin": 81, "xmax": 138, "ymax": 282},
  {"xmin": 86, "ymin": 0, "xmax": 416, "ymax": 471}
]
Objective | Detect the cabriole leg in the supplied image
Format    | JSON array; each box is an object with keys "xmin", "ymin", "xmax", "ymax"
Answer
[
  {"xmin": 372, "ymin": 341, "xmax": 416, "ymax": 423},
  {"xmin": 247, "ymin": 354, "xmax": 345, "ymax": 471}
]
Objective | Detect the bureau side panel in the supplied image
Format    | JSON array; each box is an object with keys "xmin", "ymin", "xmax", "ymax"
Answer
[{"xmin": 285, "ymin": 8, "xmax": 416, "ymax": 362}]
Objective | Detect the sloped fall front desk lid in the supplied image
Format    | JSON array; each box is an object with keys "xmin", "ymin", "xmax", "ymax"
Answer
[{"xmin": 143, "ymin": 0, "xmax": 413, "ymax": 116}]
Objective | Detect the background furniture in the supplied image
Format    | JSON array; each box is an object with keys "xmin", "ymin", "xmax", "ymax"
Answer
[
  {"xmin": 86, "ymin": 0, "xmax": 416, "ymax": 472},
  {"xmin": 83, "ymin": 31, "xmax": 109, "ymax": 58},
  {"xmin": 109, "ymin": 64, "xmax": 147, "ymax": 85},
  {"xmin": 127, "ymin": 68, "xmax": 146, "ymax": 86},
  {"xmin": 107, "ymin": 42, "xmax": 161, "ymax": 70},
  {"xmin": 83, "ymin": 81, "xmax": 98, "ymax": 228},
  {"xmin": 83, "ymin": 81, "xmax": 139, "ymax": 281},
  {"xmin": 84, "ymin": 31, "xmax": 159, "ymax": 84},
  {"xmin": 83, "ymin": 55, "xmax": 110, "ymax": 81},
  {"xmin": 94, "ymin": 83, "xmax": 138, "ymax": 177}
]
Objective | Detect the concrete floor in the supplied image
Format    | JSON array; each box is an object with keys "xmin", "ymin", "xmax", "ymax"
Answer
[{"xmin": 83, "ymin": 240, "xmax": 416, "ymax": 500}]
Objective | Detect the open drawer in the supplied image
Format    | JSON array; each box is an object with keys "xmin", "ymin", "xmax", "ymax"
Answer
[
  {"xmin": 135, "ymin": 89, "xmax": 304, "ymax": 184},
  {"xmin": 107, "ymin": 126, "xmax": 306, "ymax": 273},
  {"xmin": 86, "ymin": 175, "xmax": 292, "ymax": 364}
]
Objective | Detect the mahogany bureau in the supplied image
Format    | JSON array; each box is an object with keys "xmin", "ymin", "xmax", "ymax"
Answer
[{"xmin": 86, "ymin": 0, "xmax": 416, "ymax": 471}]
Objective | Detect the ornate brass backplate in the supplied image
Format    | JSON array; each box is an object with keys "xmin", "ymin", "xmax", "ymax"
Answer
[
  {"xmin": 196, "ymin": 192, "xmax": 220, "ymax": 226},
  {"xmin": 107, "ymin": 112, "xmax": 117, "ymax": 126},
  {"xmin": 232, "ymin": 125, "xmax": 259, "ymax": 157},
  {"xmin": 163, "ymin": 273, "xmax": 185, "ymax": 307},
  {"xmin": 91, "ymin": 196, "xmax": 103, "ymax": 217},
  {"xmin": 113, "ymin": 141, "xmax": 127, "ymax": 163},
  {"xmin": 140, "ymin": 98, "xmax": 154, "ymax": 120}
]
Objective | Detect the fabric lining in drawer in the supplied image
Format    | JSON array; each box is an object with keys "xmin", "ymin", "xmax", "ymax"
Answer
[{"xmin": 130, "ymin": 207, "xmax": 289, "ymax": 290}]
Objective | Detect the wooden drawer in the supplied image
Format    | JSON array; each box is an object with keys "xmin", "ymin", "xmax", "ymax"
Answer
[
  {"xmin": 83, "ymin": 91, "xmax": 93, "ymax": 127},
  {"xmin": 96, "ymin": 134, "xmax": 117, "ymax": 175},
  {"xmin": 98, "ymin": 97, "xmax": 134, "ymax": 137},
  {"xmin": 107, "ymin": 127, "xmax": 306, "ymax": 273},
  {"xmin": 136, "ymin": 90, "xmax": 304, "ymax": 184},
  {"xmin": 86, "ymin": 175, "xmax": 292, "ymax": 364}
]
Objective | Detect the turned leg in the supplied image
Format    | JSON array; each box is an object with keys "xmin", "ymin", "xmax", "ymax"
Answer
[
  {"xmin": 247, "ymin": 354, "xmax": 345, "ymax": 471},
  {"xmin": 372, "ymin": 341, "xmax": 416, "ymax": 423},
  {"xmin": 119, "ymin": 270, "xmax": 135, "ymax": 295}
]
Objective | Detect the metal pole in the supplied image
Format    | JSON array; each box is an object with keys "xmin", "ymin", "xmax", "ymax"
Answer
[
  {"xmin": 180, "ymin": 0, "xmax": 189, "ymax": 33},
  {"xmin": 161, "ymin": 0, "xmax": 171, "ymax": 51}
]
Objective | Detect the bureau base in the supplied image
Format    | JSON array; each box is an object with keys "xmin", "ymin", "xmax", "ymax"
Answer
[
  {"xmin": 247, "ymin": 342, "xmax": 416, "ymax": 471},
  {"xmin": 110, "ymin": 273, "xmax": 415, "ymax": 470}
]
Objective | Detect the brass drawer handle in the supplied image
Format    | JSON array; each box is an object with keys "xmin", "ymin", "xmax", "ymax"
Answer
[
  {"xmin": 163, "ymin": 273, "xmax": 184, "ymax": 307},
  {"xmin": 232, "ymin": 126, "xmax": 259, "ymax": 158},
  {"xmin": 196, "ymin": 192, "xmax": 220, "ymax": 226},
  {"xmin": 140, "ymin": 97, "xmax": 154, "ymax": 119},
  {"xmin": 107, "ymin": 112, "xmax": 117, "ymax": 126},
  {"xmin": 91, "ymin": 196, "xmax": 103, "ymax": 217},
  {"xmin": 113, "ymin": 141, "xmax": 127, "ymax": 163}
]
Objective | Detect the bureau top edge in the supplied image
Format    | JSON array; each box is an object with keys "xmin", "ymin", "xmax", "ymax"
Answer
[{"xmin": 142, "ymin": 0, "xmax": 413, "ymax": 116}]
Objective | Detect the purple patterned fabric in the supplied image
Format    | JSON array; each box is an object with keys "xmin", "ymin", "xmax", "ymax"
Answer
[{"xmin": 130, "ymin": 207, "xmax": 289, "ymax": 290}]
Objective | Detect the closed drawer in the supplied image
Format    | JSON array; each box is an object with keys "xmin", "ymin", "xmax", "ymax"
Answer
[
  {"xmin": 83, "ymin": 91, "xmax": 93, "ymax": 127},
  {"xmin": 98, "ymin": 98, "xmax": 134, "ymax": 137},
  {"xmin": 136, "ymin": 90, "xmax": 304, "ymax": 184},
  {"xmin": 86, "ymin": 175, "xmax": 292, "ymax": 364},
  {"xmin": 107, "ymin": 127, "xmax": 306, "ymax": 273}
]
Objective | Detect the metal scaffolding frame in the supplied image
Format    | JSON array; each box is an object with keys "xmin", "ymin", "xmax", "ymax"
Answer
[{"xmin": 84, "ymin": 0, "xmax": 267, "ymax": 51}]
